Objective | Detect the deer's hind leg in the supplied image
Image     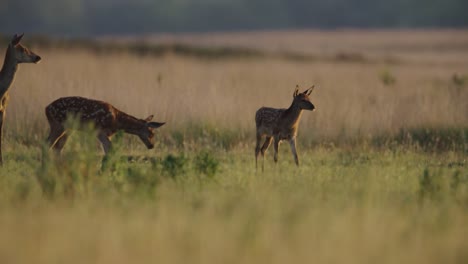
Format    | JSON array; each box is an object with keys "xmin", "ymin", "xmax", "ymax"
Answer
[
  {"xmin": 47, "ymin": 122, "xmax": 66, "ymax": 152},
  {"xmin": 260, "ymin": 136, "xmax": 273, "ymax": 171},
  {"xmin": 255, "ymin": 132, "xmax": 263, "ymax": 170},
  {"xmin": 53, "ymin": 133, "xmax": 69, "ymax": 153},
  {"xmin": 261, "ymin": 136, "xmax": 273, "ymax": 155}
]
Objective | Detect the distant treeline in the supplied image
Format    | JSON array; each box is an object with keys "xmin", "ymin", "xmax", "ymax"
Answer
[{"xmin": 1, "ymin": 0, "xmax": 467, "ymax": 35}]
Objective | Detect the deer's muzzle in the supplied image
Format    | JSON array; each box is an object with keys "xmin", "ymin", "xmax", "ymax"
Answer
[{"xmin": 34, "ymin": 55, "xmax": 42, "ymax": 63}]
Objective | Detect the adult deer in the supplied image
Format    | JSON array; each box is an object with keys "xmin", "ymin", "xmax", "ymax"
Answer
[
  {"xmin": 255, "ymin": 85, "xmax": 316, "ymax": 171},
  {"xmin": 45, "ymin": 96, "xmax": 165, "ymax": 155},
  {"xmin": 0, "ymin": 33, "xmax": 41, "ymax": 164}
]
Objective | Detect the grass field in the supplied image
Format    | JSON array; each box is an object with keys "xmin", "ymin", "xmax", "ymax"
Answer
[{"xmin": 0, "ymin": 30, "xmax": 467, "ymax": 263}]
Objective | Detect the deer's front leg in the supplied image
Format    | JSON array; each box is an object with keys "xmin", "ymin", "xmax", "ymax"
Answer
[
  {"xmin": 289, "ymin": 138, "xmax": 299, "ymax": 166},
  {"xmin": 273, "ymin": 136, "xmax": 280, "ymax": 163},
  {"xmin": 97, "ymin": 133, "xmax": 112, "ymax": 155},
  {"xmin": 0, "ymin": 110, "xmax": 5, "ymax": 165}
]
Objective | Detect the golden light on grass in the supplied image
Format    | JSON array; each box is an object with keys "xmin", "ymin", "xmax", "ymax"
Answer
[{"xmin": 0, "ymin": 30, "xmax": 466, "ymax": 264}]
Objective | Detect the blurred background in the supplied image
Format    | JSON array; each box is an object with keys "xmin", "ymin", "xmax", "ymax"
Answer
[
  {"xmin": 0, "ymin": 0, "xmax": 467, "ymax": 36},
  {"xmin": 0, "ymin": 0, "xmax": 466, "ymax": 149}
]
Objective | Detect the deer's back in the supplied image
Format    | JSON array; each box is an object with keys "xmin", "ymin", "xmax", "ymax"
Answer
[
  {"xmin": 46, "ymin": 96, "xmax": 117, "ymax": 127},
  {"xmin": 255, "ymin": 107, "xmax": 284, "ymax": 133}
]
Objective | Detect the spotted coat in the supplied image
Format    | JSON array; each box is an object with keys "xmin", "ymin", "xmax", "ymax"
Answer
[
  {"xmin": 255, "ymin": 86, "xmax": 316, "ymax": 170},
  {"xmin": 45, "ymin": 96, "xmax": 165, "ymax": 154}
]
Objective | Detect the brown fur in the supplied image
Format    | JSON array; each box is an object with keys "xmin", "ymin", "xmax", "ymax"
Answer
[
  {"xmin": 0, "ymin": 34, "xmax": 41, "ymax": 164},
  {"xmin": 45, "ymin": 96, "xmax": 165, "ymax": 155},
  {"xmin": 255, "ymin": 85, "xmax": 315, "ymax": 170}
]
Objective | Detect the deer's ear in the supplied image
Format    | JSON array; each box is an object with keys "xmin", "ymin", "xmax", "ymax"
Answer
[
  {"xmin": 293, "ymin": 85, "xmax": 299, "ymax": 98},
  {"xmin": 144, "ymin": 115, "xmax": 154, "ymax": 122},
  {"xmin": 304, "ymin": 85, "xmax": 315, "ymax": 96},
  {"xmin": 148, "ymin": 122, "xmax": 165, "ymax": 129},
  {"xmin": 11, "ymin": 33, "xmax": 24, "ymax": 46}
]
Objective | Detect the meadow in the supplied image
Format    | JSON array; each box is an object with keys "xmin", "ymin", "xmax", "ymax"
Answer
[{"xmin": 0, "ymin": 30, "xmax": 467, "ymax": 263}]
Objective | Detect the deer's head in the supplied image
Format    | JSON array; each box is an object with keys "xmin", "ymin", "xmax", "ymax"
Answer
[
  {"xmin": 293, "ymin": 85, "xmax": 315, "ymax": 111},
  {"xmin": 10, "ymin": 34, "xmax": 41, "ymax": 64},
  {"xmin": 138, "ymin": 115, "xmax": 165, "ymax": 149}
]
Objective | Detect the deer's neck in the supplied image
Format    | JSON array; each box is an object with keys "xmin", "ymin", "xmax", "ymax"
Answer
[
  {"xmin": 283, "ymin": 102, "xmax": 303, "ymax": 128},
  {"xmin": 0, "ymin": 46, "xmax": 18, "ymax": 99},
  {"xmin": 116, "ymin": 111, "xmax": 145, "ymax": 135}
]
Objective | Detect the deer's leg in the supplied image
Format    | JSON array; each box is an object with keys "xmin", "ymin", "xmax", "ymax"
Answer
[
  {"xmin": 261, "ymin": 136, "xmax": 273, "ymax": 155},
  {"xmin": 289, "ymin": 138, "xmax": 299, "ymax": 166},
  {"xmin": 0, "ymin": 95, "xmax": 10, "ymax": 165},
  {"xmin": 0, "ymin": 110, "xmax": 5, "ymax": 165},
  {"xmin": 260, "ymin": 136, "xmax": 272, "ymax": 171},
  {"xmin": 98, "ymin": 133, "xmax": 114, "ymax": 172},
  {"xmin": 53, "ymin": 133, "xmax": 69, "ymax": 154},
  {"xmin": 273, "ymin": 136, "xmax": 280, "ymax": 163},
  {"xmin": 97, "ymin": 133, "xmax": 112, "ymax": 155},
  {"xmin": 47, "ymin": 124, "xmax": 66, "ymax": 150},
  {"xmin": 255, "ymin": 132, "xmax": 262, "ymax": 170}
]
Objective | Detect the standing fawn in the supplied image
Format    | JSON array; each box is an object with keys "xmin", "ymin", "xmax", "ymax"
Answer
[
  {"xmin": 255, "ymin": 85, "xmax": 315, "ymax": 171},
  {"xmin": 0, "ymin": 34, "xmax": 41, "ymax": 164},
  {"xmin": 45, "ymin": 96, "xmax": 165, "ymax": 155}
]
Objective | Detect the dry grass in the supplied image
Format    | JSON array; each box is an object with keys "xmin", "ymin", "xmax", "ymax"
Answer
[{"xmin": 5, "ymin": 32, "xmax": 468, "ymax": 147}]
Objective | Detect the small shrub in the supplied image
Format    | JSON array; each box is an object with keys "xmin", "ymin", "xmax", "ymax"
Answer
[
  {"xmin": 450, "ymin": 170, "xmax": 468, "ymax": 204},
  {"xmin": 450, "ymin": 73, "xmax": 467, "ymax": 97},
  {"xmin": 170, "ymin": 131, "xmax": 185, "ymax": 148},
  {"xmin": 194, "ymin": 151, "xmax": 220, "ymax": 178},
  {"xmin": 161, "ymin": 154, "xmax": 188, "ymax": 178},
  {"xmin": 419, "ymin": 168, "xmax": 444, "ymax": 202},
  {"xmin": 451, "ymin": 73, "xmax": 467, "ymax": 87},
  {"xmin": 379, "ymin": 69, "xmax": 396, "ymax": 86}
]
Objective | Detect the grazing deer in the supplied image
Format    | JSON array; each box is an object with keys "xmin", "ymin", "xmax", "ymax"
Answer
[
  {"xmin": 0, "ymin": 33, "xmax": 41, "ymax": 164},
  {"xmin": 45, "ymin": 96, "xmax": 165, "ymax": 155},
  {"xmin": 255, "ymin": 85, "xmax": 315, "ymax": 170}
]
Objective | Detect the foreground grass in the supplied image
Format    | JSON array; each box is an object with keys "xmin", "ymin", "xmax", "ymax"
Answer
[{"xmin": 0, "ymin": 143, "xmax": 466, "ymax": 264}]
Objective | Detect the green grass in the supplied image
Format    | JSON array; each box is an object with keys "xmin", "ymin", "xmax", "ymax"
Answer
[{"xmin": 0, "ymin": 139, "xmax": 466, "ymax": 263}]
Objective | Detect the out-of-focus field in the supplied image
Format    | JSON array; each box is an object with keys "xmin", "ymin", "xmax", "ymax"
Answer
[
  {"xmin": 4, "ymin": 29, "xmax": 468, "ymax": 148},
  {"xmin": 0, "ymin": 30, "xmax": 466, "ymax": 263},
  {"xmin": 129, "ymin": 29, "xmax": 468, "ymax": 65}
]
